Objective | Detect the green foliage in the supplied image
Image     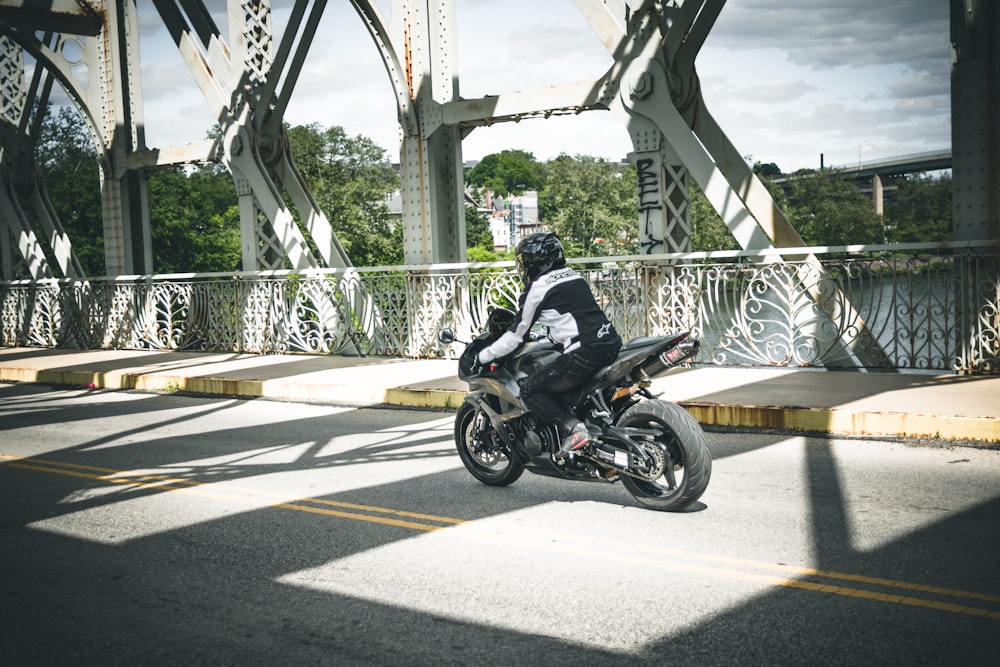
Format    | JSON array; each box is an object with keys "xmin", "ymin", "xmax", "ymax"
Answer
[
  {"xmin": 467, "ymin": 149, "xmax": 544, "ymax": 196},
  {"xmin": 467, "ymin": 246, "xmax": 507, "ymax": 263},
  {"xmin": 786, "ymin": 170, "xmax": 885, "ymax": 246},
  {"xmin": 35, "ymin": 106, "xmax": 105, "ymax": 276},
  {"xmin": 883, "ymin": 174, "xmax": 952, "ymax": 243},
  {"xmin": 690, "ymin": 181, "xmax": 739, "ymax": 252},
  {"xmin": 147, "ymin": 167, "xmax": 241, "ymax": 273},
  {"xmin": 540, "ymin": 154, "xmax": 636, "ymax": 257},
  {"xmin": 753, "ymin": 161, "xmax": 783, "ymax": 179},
  {"xmin": 286, "ymin": 123, "xmax": 401, "ymax": 266},
  {"xmin": 464, "ymin": 205, "xmax": 494, "ymax": 250}
]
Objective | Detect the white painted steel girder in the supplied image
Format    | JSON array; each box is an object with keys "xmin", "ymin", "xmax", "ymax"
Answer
[
  {"xmin": 1, "ymin": 1, "xmax": 153, "ymax": 275},
  {"xmin": 601, "ymin": 1, "xmax": 880, "ymax": 366},
  {"xmin": 395, "ymin": 0, "xmax": 466, "ymax": 265},
  {"xmin": 153, "ymin": 0, "xmax": 350, "ymax": 271},
  {"xmin": 583, "ymin": 0, "xmax": 802, "ymax": 253},
  {"xmin": 0, "ymin": 33, "xmax": 83, "ymax": 279}
]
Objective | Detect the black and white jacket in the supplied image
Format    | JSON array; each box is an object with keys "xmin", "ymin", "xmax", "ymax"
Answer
[{"xmin": 478, "ymin": 267, "xmax": 620, "ymax": 364}]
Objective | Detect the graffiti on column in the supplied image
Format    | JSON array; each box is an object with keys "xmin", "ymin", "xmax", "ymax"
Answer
[{"xmin": 637, "ymin": 158, "xmax": 663, "ymax": 254}]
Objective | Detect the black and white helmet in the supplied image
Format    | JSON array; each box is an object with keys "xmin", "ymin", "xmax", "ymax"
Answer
[{"xmin": 515, "ymin": 232, "xmax": 565, "ymax": 286}]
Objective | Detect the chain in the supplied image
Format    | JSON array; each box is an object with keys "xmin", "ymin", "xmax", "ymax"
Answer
[{"xmin": 580, "ymin": 440, "xmax": 667, "ymax": 482}]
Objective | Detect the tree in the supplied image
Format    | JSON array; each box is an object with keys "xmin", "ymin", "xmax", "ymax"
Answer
[
  {"xmin": 786, "ymin": 170, "xmax": 884, "ymax": 246},
  {"xmin": 147, "ymin": 167, "xmax": 241, "ymax": 273},
  {"xmin": 884, "ymin": 174, "xmax": 952, "ymax": 243},
  {"xmin": 540, "ymin": 154, "xmax": 636, "ymax": 256},
  {"xmin": 753, "ymin": 161, "xmax": 783, "ymax": 179},
  {"xmin": 464, "ymin": 205, "xmax": 493, "ymax": 250},
  {"xmin": 35, "ymin": 106, "xmax": 104, "ymax": 275},
  {"xmin": 467, "ymin": 149, "xmax": 544, "ymax": 196},
  {"xmin": 286, "ymin": 123, "xmax": 401, "ymax": 266}
]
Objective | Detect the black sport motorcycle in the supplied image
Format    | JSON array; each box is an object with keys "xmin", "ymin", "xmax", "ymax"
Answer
[{"xmin": 438, "ymin": 308, "xmax": 711, "ymax": 512}]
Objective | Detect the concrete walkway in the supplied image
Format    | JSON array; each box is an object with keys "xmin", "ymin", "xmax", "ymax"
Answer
[{"xmin": 1, "ymin": 346, "xmax": 998, "ymax": 443}]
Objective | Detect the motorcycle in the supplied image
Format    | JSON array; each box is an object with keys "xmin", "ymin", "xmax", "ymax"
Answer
[{"xmin": 438, "ymin": 308, "xmax": 711, "ymax": 512}]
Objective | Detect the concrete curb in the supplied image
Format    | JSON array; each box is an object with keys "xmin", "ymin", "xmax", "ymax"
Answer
[
  {"xmin": 680, "ymin": 402, "xmax": 1000, "ymax": 442},
  {"xmin": 3, "ymin": 352, "xmax": 998, "ymax": 443}
]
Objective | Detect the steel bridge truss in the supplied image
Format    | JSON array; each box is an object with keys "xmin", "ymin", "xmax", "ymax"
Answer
[
  {"xmin": 0, "ymin": 0, "xmax": 828, "ymax": 275},
  {"xmin": 0, "ymin": 1, "xmax": 996, "ymax": 372}
]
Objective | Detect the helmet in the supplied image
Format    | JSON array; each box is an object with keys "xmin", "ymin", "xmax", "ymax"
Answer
[{"xmin": 515, "ymin": 232, "xmax": 565, "ymax": 286}]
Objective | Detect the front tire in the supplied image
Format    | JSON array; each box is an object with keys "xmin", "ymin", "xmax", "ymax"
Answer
[
  {"xmin": 454, "ymin": 402, "xmax": 524, "ymax": 486},
  {"xmin": 615, "ymin": 400, "xmax": 712, "ymax": 511}
]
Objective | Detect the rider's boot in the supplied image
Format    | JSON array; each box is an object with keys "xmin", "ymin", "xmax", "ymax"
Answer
[{"xmin": 556, "ymin": 421, "xmax": 590, "ymax": 458}]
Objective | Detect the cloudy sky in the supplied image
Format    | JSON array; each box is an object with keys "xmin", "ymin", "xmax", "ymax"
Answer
[{"xmin": 127, "ymin": 0, "xmax": 951, "ymax": 174}]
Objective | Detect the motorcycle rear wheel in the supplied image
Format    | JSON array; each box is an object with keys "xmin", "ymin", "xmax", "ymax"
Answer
[
  {"xmin": 615, "ymin": 400, "xmax": 712, "ymax": 511},
  {"xmin": 454, "ymin": 403, "xmax": 525, "ymax": 486}
]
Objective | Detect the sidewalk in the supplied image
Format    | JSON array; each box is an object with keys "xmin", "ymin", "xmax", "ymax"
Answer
[{"xmin": 1, "ymin": 346, "xmax": 998, "ymax": 443}]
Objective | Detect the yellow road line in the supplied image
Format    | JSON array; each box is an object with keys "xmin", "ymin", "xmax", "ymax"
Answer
[
  {"xmin": 501, "ymin": 526, "xmax": 1000, "ymax": 605},
  {"xmin": 0, "ymin": 455, "xmax": 454, "ymax": 531},
  {"xmin": 472, "ymin": 528, "xmax": 1000, "ymax": 620},
  {"xmin": 3, "ymin": 453, "xmax": 998, "ymax": 619}
]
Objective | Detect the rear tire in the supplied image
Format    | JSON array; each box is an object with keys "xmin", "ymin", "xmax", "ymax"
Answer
[
  {"xmin": 454, "ymin": 402, "xmax": 524, "ymax": 486},
  {"xmin": 615, "ymin": 400, "xmax": 711, "ymax": 511}
]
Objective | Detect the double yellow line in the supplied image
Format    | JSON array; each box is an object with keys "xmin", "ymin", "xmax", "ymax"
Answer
[
  {"xmin": 3, "ymin": 453, "xmax": 999, "ymax": 620},
  {"xmin": 0, "ymin": 454, "xmax": 462, "ymax": 531}
]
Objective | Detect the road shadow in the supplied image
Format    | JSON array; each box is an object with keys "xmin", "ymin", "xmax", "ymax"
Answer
[{"xmin": 1, "ymin": 385, "xmax": 998, "ymax": 665}]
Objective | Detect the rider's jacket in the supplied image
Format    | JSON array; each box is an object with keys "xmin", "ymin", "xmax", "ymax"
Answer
[{"xmin": 478, "ymin": 266, "xmax": 621, "ymax": 364}]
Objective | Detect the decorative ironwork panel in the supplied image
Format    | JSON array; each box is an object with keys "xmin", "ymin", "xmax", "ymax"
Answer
[
  {"xmin": 880, "ymin": 257, "xmax": 960, "ymax": 370},
  {"xmin": 359, "ymin": 271, "xmax": 409, "ymax": 356},
  {"xmin": 640, "ymin": 264, "xmax": 703, "ymax": 339},
  {"xmin": 194, "ymin": 279, "xmax": 238, "ymax": 351},
  {"xmin": 583, "ymin": 266, "xmax": 647, "ymax": 341},
  {"xmin": 18, "ymin": 285, "xmax": 64, "ymax": 347},
  {"xmin": 710, "ymin": 262, "xmax": 845, "ymax": 367},
  {"xmin": 2, "ymin": 250, "xmax": 999, "ymax": 374},
  {"xmin": 957, "ymin": 254, "xmax": 1000, "ymax": 374},
  {"xmin": 133, "ymin": 282, "xmax": 196, "ymax": 350},
  {"xmin": 435, "ymin": 269, "xmax": 521, "ymax": 359}
]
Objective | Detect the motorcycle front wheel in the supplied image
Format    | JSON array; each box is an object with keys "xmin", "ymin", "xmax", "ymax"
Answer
[
  {"xmin": 454, "ymin": 402, "xmax": 525, "ymax": 486},
  {"xmin": 615, "ymin": 400, "xmax": 712, "ymax": 511}
]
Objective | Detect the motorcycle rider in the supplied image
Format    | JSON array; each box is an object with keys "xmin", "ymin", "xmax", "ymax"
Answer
[{"xmin": 476, "ymin": 232, "xmax": 622, "ymax": 457}]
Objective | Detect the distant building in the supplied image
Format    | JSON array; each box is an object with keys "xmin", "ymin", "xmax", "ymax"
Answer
[{"xmin": 480, "ymin": 189, "xmax": 543, "ymax": 251}]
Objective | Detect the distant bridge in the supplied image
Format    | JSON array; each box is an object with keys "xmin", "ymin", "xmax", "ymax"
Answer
[
  {"xmin": 829, "ymin": 150, "xmax": 952, "ymax": 179},
  {"xmin": 771, "ymin": 150, "xmax": 953, "ymax": 214}
]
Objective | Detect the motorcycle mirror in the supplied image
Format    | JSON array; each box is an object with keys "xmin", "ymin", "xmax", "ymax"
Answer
[{"xmin": 438, "ymin": 328, "xmax": 455, "ymax": 344}]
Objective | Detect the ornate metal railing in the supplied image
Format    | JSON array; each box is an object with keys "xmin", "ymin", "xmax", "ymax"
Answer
[{"xmin": 2, "ymin": 243, "xmax": 998, "ymax": 374}]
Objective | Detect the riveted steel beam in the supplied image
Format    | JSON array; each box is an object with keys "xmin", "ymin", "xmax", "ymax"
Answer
[
  {"xmin": 377, "ymin": 0, "xmax": 465, "ymax": 266},
  {"xmin": 0, "ymin": 0, "xmax": 103, "ymax": 36},
  {"xmin": 605, "ymin": 0, "xmax": 885, "ymax": 368},
  {"xmin": 951, "ymin": 0, "xmax": 999, "ymax": 241},
  {"xmin": 0, "ymin": 31, "xmax": 85, "ymax": 279},
  {"xmin": 149, "ymin": 0, "xmax": 351, "ymax": 271}
]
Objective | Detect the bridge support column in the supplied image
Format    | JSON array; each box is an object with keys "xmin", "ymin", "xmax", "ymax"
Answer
[
  {"xmin": 873, "ymin": 173, "xmax": 884, "ymax": 216},
  {"xmin": 630, "ymin": 117, "xmax": 691, "ymax": 255},
  {"xmin": 952, "ymin": 0, "xmax": 1000, "ymax": 372},
  {"xmin": 952, "ymin": 0, "xmax": 999, "ymax": 240},
  {"xmin": 94, "ymin": 0, "xmax": 151, "ymax": 274},
  {"xmin": 394, "ymin": 0, "xmax": 466, "ymax": 265}
]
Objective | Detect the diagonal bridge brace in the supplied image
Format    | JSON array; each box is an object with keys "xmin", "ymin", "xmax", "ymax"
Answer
[
  {"xmin": 588, "ymin": 0, "xmax": 890, "ymax": 369},
  {"xmin": 151, "ymin": 0, "xmax": 349, "ymax": 272}
]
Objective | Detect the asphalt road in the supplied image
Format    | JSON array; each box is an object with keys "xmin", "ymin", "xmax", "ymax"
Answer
[{"xmin": 2, "ymin": 382, "xmax": 998, "ymax": 666}]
